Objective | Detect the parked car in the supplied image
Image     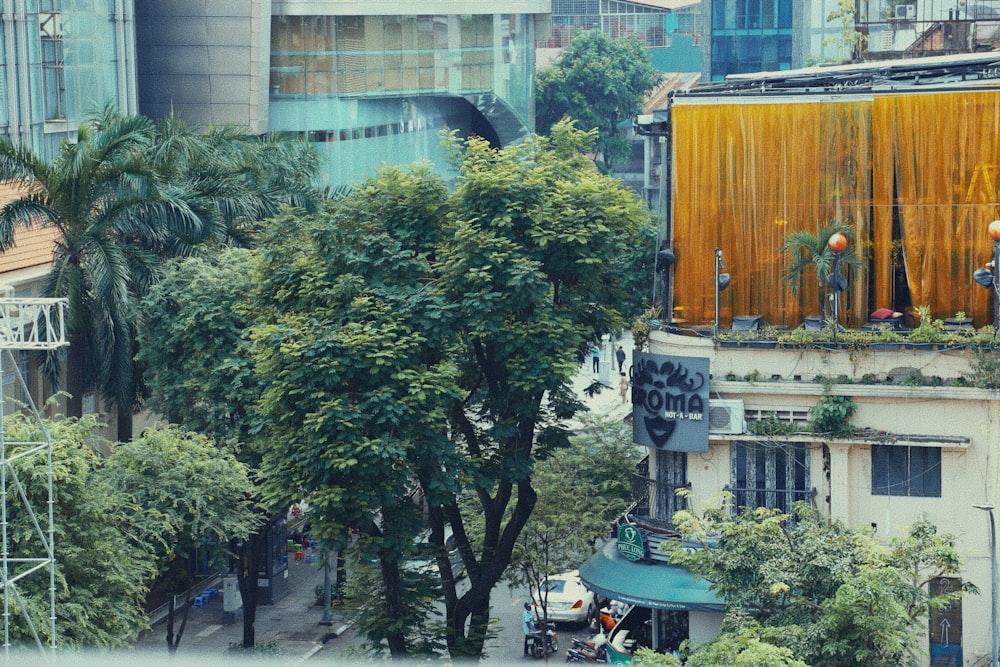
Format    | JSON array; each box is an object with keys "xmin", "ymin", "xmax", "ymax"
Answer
[
  {"xmin": 407, "ymin": 527, "xmax": 465, "ymax": 579},
  {"xmin": 537, "ymin": 570, "xmax": 601, "ymax": 623}
]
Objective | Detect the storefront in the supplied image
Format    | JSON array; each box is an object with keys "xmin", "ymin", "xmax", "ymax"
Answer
[{"xmin": 579, "ymin": 539, "xmax": 724, "ymax": 652}]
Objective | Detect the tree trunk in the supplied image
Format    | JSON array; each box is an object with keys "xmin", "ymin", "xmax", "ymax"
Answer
[
  {"xmin": 818, "ymin": 282, "xmax": 828, "ymax": 322},
  {"xmin": 116, "ymin": 400, "xmax": 133, "ymax": 442},
  {"xmin": 444, "ymin": 479, "xmax": 537, "ymax": 659},
  {"xmin": 379, "ymin": 555, "xmax": 409, "ymax": 658},
  {"xmin": 236, "ymin": 533, "xmax": 261, "ymax": 648},
  {"xmin": 165, "ymin": 590, "xmax": 193, "ymax": 654},
  {"xmin": 65, "ymin": 334, "xmax": 84, "ymax": 419}
]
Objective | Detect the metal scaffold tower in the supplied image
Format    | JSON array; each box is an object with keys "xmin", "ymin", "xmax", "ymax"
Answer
[{"xmin": 0, "ymin": 298, "xmax": 67, "ymax": 654}]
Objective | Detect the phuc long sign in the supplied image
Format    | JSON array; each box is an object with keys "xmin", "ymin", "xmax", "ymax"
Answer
[{"xmin": 631, "ymin": 352, "xmax": 710, "ymax": 453}]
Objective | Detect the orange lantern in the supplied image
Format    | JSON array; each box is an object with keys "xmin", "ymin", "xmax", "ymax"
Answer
[{"xmin": 827, "ymin": 232, "xmax": 848, "ymax": 253}]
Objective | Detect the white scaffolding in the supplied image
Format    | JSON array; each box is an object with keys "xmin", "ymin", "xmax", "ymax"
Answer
[{"xmin": 0, "ymin": 298, "xmax": 67, "ymax": 653}]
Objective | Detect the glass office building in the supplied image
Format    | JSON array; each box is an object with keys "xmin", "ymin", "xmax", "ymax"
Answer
[
  {"xmin": 707, "ymin": 0, "xmax": 793, "ymax": 79},
  {"xmin": 0, "ymin": 0, "xmax": 137, "ymax": 160},
  {"xmin": 268, "ymin": 12, "xmax": 540, "ymax": 186},
  {"xmin": 136, "ymin": 1, "xmax": 550, "ymax": 188}
]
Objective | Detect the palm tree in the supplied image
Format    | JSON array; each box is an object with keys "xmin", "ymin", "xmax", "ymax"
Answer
[
  {"xmin": 0, "ymin": 107, "xmax": 325, "ymax": 441},
  {"xmin": 0, "ymin": 106, "xmax": 209, "ymax": 438},
  {"xmin": 780, "ymin": 221, "xmax": 861, "ymax": 322},
  {"xmin": 148, "ymin": 117, "xmax": 324, "ymax": 248}
]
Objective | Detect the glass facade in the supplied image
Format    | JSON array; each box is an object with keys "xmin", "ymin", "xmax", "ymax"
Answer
[
  {"xmin": 270, "ymin": 15, "xmax": 515, "ymax": 99},
  {"xmin": 710, "ymin": 0, "xmax": 793, "ymax": 79},
  {"xmin": 546, "ymin": 0, "xmax": 690, "ymax": 48},
  {"xmin": 0, "ymin": 0, "xmax": 134, "ymax": 161},
  {"xmin": 269, "ymin": 13, "xmax": 536, "ymax": 187}
]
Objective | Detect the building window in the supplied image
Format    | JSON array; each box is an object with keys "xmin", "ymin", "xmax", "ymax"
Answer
[
  {"xmin": 730, "ymin": 441, "xmax": 811, "ymax": 513},
  {"xmin": 39, "ymin": 10, "xmax": 65, "ymax": 121},
  {"xmin": 871, "ymin": 445, "xmax": 941, "ymax": 497}
]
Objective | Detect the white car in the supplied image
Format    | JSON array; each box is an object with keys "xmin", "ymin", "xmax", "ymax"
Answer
[{"xmin": 537, "ymin": 570, "xmax": 599, "ymax": 624}]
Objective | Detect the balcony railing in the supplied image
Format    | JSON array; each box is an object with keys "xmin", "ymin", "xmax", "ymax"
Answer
[
  {"xmin": 724, "ymin": 485, "xmax": 817, "ymax": 515},
  {"xmin": 629, "ymin": 473, "xmax": 689, "ymax": 532}
]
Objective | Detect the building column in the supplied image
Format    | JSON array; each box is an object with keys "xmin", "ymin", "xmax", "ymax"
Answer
[{"xmin": 826, "ymin": 441, "xmax": 851, "ymax": 523}]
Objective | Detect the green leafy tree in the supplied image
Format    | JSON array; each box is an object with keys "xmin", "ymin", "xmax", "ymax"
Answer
[
  {"xmin": 2, "ymin": 412, "xmax": 157, "ymax": 648},
  {"xmin": 780, "ymin": 221, "xmax": 861, "ymax": 321},
  {"xmin": 506, "ymin": 415, "xmax": 641, "ymax": 625},
  {"xmin": 101, "ymin": 424, "xmax": 258, "ymax": 654},
  {"xmin": 536, "ymin": 30, "xmax": 662, "ymax": 173},
  {"xmin": 680, "ymin": 630, "xmax": 808, "ymax": 667},
  {"xmin": 136, "ymin": 248, "xmax": 273, "ymax": 649},
  {"xmin": 250, "ymin": 164, "xmax": 458, "ymax": 658},
  {"xmin": 249, "ymin": 120, "xmax": 654, "ymax": 659},
  {"xmin": 668, "ymin": 502, "xmax": 975, "ymax": 667}
]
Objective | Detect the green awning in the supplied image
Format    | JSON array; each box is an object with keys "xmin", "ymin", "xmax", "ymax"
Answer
[{"xmin": 579, "ymin": 541, "xmax": 725, "ymax": 613}]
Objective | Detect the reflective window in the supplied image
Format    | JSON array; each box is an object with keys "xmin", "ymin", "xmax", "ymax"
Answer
[{"xmin": 871, "ymin": 445, "xmax": 941, "ymax": 497}]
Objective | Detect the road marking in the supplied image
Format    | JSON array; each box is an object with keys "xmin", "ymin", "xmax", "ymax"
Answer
[{"xmin": 196, "ymin": 624, "xmax": 222, "ymax": 638}]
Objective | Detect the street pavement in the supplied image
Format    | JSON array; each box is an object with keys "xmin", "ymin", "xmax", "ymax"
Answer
[{"xmin": 125, "ymin": 550, "xmax": 355, "ymax": 665}]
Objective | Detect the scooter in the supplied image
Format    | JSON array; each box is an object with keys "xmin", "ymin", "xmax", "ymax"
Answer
[
  {"xmin": 527, "ymin": 622, "xmax": 559, "ymax": 658},
  {"xmin": 565, "ymin": 631, "xmax": 607, "ymax": 662}
]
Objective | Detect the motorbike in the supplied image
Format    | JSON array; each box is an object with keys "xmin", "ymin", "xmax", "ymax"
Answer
[
  {"xmin": 564, "ymin": 631, "xmax": 607, "ymax": 663},
  {"xmin": 527, "ymin": 622, "xmax": 559, "ymax": 658}
]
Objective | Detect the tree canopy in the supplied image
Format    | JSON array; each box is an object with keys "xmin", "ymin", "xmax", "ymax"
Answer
[
  {"xmin": 667, "ymin": 502, "xmax": 974, "ymax": 666},
  {"xmin": 248, "ymin": 120, "xmax": 654, "ymax": 658},
  {"xmin": 2, "ymin": 413, "xmax": 156, "ymax": 648},
  {"xmin": 536, "ymin": 30, "xmax": 662, "ymax": 172},
  {"xmin": 102, "ymin": 424, "xmax": 258, "ymax": 653}
]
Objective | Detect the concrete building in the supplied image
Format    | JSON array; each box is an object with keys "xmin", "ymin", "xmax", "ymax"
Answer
[
  {"xmin": 584, "ymin": 52, "xmax": 1000, "ymax": 666},
  {"xmin": 135, "ymin": 1, "xmax": 551, "ymax": 187},
  {"xmin": 580, "ymin": 330, "xmax": 992, "ymax": 665},
  {"xmin": 537, "ymin": 0, "xmax": 702, "ymax": 72}
]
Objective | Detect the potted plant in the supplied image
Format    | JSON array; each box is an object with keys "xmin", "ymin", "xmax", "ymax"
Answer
[{"xmin": 781, "ymin": 221, "xmax": 862, "ymax": 322}]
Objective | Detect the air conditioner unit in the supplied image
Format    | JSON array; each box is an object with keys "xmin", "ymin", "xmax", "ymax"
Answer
[
  {"xmin": 709, "ymin": 399, "xmax": 745, "ymax": 435},
  {"xmin": 894, "ymin": 3, "xmax": 916, "ymax": 20}
]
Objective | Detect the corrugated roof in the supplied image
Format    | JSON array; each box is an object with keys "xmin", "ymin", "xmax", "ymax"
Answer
[
  {"xmin": 0, "ymin": 183, "xmax": 57, "ymax": 274},
  {"xmin": 643, "ymin": 72, "xmax": 703, "ymax": 113}
]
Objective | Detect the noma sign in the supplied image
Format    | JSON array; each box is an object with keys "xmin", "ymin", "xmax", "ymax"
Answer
[
  {"xmin": 617, "ymin": 523, "xmax": 645, "ymax": 562},
  {"xmin": 631, "ymin": 352, "xmax": 709, "ymax": 453}
]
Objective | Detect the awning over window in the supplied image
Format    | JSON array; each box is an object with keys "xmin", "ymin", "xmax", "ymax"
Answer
[{"xmin": 579, "ymin": 541, "xmax": 725, "ymax": 613}]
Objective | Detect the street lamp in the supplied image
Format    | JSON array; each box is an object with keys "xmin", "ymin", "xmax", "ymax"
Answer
[
  {"xmin": 827, "ymin": 232, "xmax": 848, "ymax": 337},
  {"xmin": 713, "ymin": 247, "xmax": 731, "ymax": 337},
  {"xmin": 975, "ymin": 503, "xmax": 998, "ymax": 667}
]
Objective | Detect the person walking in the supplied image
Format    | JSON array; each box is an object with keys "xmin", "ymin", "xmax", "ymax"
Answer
[
  {"xmin": 615, "ymin": 345, "xmax": 626, "ymax": 371},
  {"xmin": 522, "ymin": 602, "xmax": 536, "ymax": 656},
  {"xmin": 619, "ymin": 373, "xmax": 630, "ymax": 403},
  {"xmin": 590, "ymin": 344, "xmax": 600, "ymax": 374}
]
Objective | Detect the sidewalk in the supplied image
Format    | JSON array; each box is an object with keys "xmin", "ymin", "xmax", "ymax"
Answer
[
  {"xmin": 128, "ymin": 552, "xmax": 355, "ymax": 665},
  {"xmin": 569, "ymin": 330, "xmax": 634, "ymax": 428}
]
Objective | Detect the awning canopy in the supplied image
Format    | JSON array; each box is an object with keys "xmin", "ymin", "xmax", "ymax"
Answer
[{"xmin": 579, "ymin": 541, "xmax": 725, "ymax": 613}]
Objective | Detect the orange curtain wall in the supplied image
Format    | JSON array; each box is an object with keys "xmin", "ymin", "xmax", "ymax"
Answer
[{"xmin": 671, "ymin": 90, "xmax": 1000, "ymax": 328}]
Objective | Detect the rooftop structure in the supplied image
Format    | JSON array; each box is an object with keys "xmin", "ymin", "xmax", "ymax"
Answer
[{"xmin": 639, "ymin": 51, "xmax": 1000, "ymax": 329}]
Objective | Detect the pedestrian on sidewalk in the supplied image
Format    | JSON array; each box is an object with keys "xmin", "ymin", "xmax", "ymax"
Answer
[
  {"xmin": 615, "ymin": 345, "xmax": 626, "ymax": 371},
  {"xmin": 619, "ymin": 373, "xmax": 630, "ymax": 403},
  {"xmin": 590, "ymin": 344, "xmax": 600, "ymax": 374}
]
